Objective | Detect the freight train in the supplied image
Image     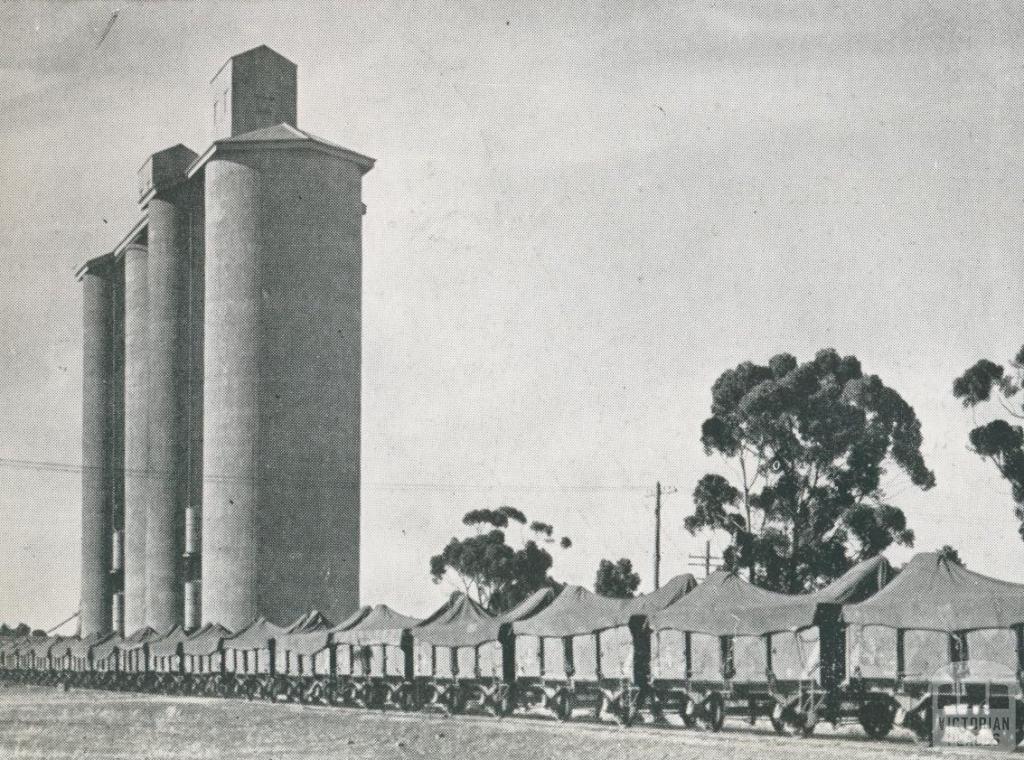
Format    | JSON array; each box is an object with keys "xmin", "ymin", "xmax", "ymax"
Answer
[{"xmin": 2, "ymin": 552, "xmax": 1022, "ymax": 747}]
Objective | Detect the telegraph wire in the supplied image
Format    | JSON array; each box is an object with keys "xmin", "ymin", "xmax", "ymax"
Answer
[{"xmin": 0, "ymin": 455, "xmax": 645, "ymax": 493}]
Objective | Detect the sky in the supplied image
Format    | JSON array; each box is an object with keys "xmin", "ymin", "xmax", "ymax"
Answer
[{"xmin": 1, "ymin": 1, "xmax": 1023, "ymax": 629}]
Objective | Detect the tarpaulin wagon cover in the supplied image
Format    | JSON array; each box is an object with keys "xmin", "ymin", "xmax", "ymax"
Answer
[
  {"xmin": 120, "ymin": 626, "xmax": 161, "ymax": 655},
  {"xmin": 1, "ymin": 634, "xmax": 48, "ymax": 659},
  {"xmin": 182, "ymin": 623, "xmax": 233, "ymax": 658},
  {"xmin": 224, "ymin": 617, "xmax": 288, "ymax": 651},
  {"xmin": 9, "ymin": 635, "xmax": 64, "ymax": 668},
  {"xmin": 274, "ymin": 611, "xmax": 333, "ymax": 675},
  {"xmin": 117, "ymin": 626, "xmax": 161, "ymax": 671},
  {"xmin": 277, "ymin": 606, "xmax": 370, "ymax": 658},
  {"xmin": 333, "ymin": 606, "xmax": 421, "ymax": 648},
  {"xmin": 513, "ymin": 575, "xmax": 696, "ymax": 639},
  {"xmin": 92, "ymin": 630, "xmax": 156, "ymax": 667},
  {"xmin": 649, "ymin": 556, "xmax": 892, "ymax": 681},
  {"xmin": 332, "ymin": 605, "xmax": 422, "ymax": 678},
  {"xmin": 25, "ymin": 636, "xmax": 65, "ymax": 661},
  {"xmin": 844, "ymin": 552, "xmax": 1024, "ymax": 678},
  {"xmin": 67, "ymin": 632, "xmax": 114, "ymax": 663},
  {"xmin": 149, "ymin": 625, "xmax": 188, "ymax": 658},
  {"xmin": 725, "ymin": 554, "xmax": 894, "ymax": 635},
  {"xmin": 512, "ymin": 575, "xmax": 696, "ymax": 680},
  {"xmin": 413, "ymin": 593, "xmax": 495, "ymax": 678},
  {"xmin": 223, "ymin": 618, "xmax": 289, "ymax": 674},
  {"xmin": 148, "ymin": 625, "xmax": 190, "ymax": 672},
  {"xmin": 413, "ymin": 588, "xmax": 554, "ymax": 678},
  {"xmin": 179, "ymin": 623, "xmax": 232, "ymax": 673},
  {"xmin": 274, "ymin": 606, "xmax": 370, "ymax": 676}
]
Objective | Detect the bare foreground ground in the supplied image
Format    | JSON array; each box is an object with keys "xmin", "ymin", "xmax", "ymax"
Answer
[{"xmin": 0, "ymin": 686, "xmax": 1011, "ymax": 760}]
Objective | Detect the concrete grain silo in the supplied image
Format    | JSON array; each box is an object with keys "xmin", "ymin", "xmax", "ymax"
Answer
[
  {"xmin": 78, "ymin": 45, "xmax": 367, "ymax": 635},
  {"xmin": 122, "ymin": 240, "xmax": 150, "ymax": 635},
  {"xmin": 78, "ymin": 254, "xmax": 118, "ymax": 637},
  {"xmin": 139, "ymin": 145, "xmax": 200, "ymax": 632},
  {"xmin": 197, "ymin": 47, "xmax": 372, "ymax": 629}
]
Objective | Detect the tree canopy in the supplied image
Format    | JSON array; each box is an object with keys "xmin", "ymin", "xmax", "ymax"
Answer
[
  {"xmin": 594, "ymin": 558, "xmax": 641, "ymax": 598},
  {"xmin": 953, "ymin": 346, "xmax": 1024, "ymax": 538},
  {"xmin": 686, "ymin": 348, "xmax": 935, "ymax": 593},
  {"xmin": 430, "ymin": 506, "xmax": 571, "ymax": 613},
  {"xmin": 937, "ymin": 544, "xmax": 965, "ymax": 566}
]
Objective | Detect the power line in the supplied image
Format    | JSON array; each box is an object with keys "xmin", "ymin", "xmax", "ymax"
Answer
[{"xmin": 0, "ymin": 455, "xmax": 645, "ymax": 493}]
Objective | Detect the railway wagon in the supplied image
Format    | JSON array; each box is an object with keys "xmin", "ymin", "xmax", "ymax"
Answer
[
  {"xmin": 264, "ymin": 611, "xmax": 331, "ymax": 702},
  {"xmin": 274, "ymin": 606, "xmax": 371, "ymax": 704},
  {"xmin": 0, "ymin": 636, "xmax": 16, "ymax": 671},
  {"xmin": 0, "ymin": 634, "xmax": 42, "ymax": 677},
  {"xmin": 119, "ymin": 627, "xmax": 162, "ymax": 690},
  {"xmin": 412, "ymin": 588, "xmax": 553, "ymax": 716},
  {"xmin": 20, "ymin": 636, "xmax": 64, "ymax": 685},
  {"xmin": 35, "ymin": 636, "xmax": 74, "ymax": 683},
  {"xmin": 647, "ymin": 557, "xmax": 891, "ymax": 734},
  {"xmin": 331, "ymin": 605, "xmax": 421, "ymax": 709},
  {"xmin": 90, "ymin": 632, "xmax": 130, "ymax": 689},
  {"xmin": 844, "ymin": 552, "xmax": 1024, "ymax": 745},
  {"xmin": 222, "ymin": 618, "xmax": 288, "ymax": 700},
  {"xmin": 65, "ymin": 633, "xmax": 112, "ymax": 686},
  {"xmin": 181, "ymin": 623, "xmax": 232, "ymax": 697},
  {"xmin": 724, "ymin": 556, "xmax": 893, "ymax": 737},
  {"xmin": 648, "ymin": 570, "xmax": 791, "ymax": 730},
  {"xmin": 512, "ymin": 575, "xmax": 695, "ymax": 724},
  {"xmin": 148, "ymin": 625, "xmax": 190, "ymax": 693}
]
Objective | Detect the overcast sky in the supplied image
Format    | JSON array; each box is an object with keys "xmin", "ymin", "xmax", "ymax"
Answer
[{"xmin": 1, "ymin": 1, "xmax": 1023, "ymax": 628}]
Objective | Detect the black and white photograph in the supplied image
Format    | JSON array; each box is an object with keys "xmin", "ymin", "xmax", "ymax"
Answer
[{"xmin": 1, "ymin": 2, "xmax": 1024, "ymax": 757}]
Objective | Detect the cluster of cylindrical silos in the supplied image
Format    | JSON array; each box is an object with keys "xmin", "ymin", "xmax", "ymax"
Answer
[{"xmin": 77, "ymin": 45, "xmax": 371, "ymax": 638}]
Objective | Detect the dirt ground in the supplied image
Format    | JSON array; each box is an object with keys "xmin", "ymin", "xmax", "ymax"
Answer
[{"xmin": 0, "ymin": 685, "xmax": 1010, "ymax": 760}]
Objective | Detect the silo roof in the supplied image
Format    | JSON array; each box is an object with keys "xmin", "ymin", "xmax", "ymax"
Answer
[{"xmin": 186, "ymin": 123, "xmax": 375, "ymax": 178}]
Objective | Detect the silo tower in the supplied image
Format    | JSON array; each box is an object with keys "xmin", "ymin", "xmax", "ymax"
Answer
[
  {"xmin": 77, "ymin": 253, "xmax": 123, "ymax": 637},
  {"xmin": 197, "ymin": 46, "xmax": 371, "ymax": 629},
  {"xmin": 137, "ymin": 144, "xmax": 202, "ymax": 633}
]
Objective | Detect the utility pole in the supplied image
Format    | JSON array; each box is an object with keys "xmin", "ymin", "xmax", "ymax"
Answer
[{"xmin": 646, "ymin": 482, "xmax": 677, "ymax": 590}]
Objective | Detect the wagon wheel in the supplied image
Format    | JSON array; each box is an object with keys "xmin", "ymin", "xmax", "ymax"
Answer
[
  {"xmin": 678, "ymin": 696, "xmax": 698, "ymax": 728},
  {"xmin": 450, "ymin": 684, "xmax": 468, "ymax": 715},
  {"xmin": 401, "ymin": 684, "xmax": 420, "ymax": 712},
  {"xmin": 906, "ymin": 705, "xmax": 932, "ymax": 745},
  {"xmin": 497, "ymin": 686, "xmax": 515, "ymax": 717},
  {"xmin": 701, "ymin": 692, "xmax": 725, "ymax": 732},
  {"xmin": 798, "ymin": 710, "xmax": 817, "ymax": 738},
  {"xmin": 1015, "ymin": 700, "xmax": 1024, "ymax": 747},
  {"xmin": 606, "ymin": 689, "xmax": 631, "ymax": 727},
  {"xmin": 550, "ymin": 690, "xmax": 572, "ymax": 721},
  {"xmin": 858, "ymin": 697, "xmax": 895, "ymax": 740},
  {"xmin": 614, "ymin": 688, "xmax": 639, "ymax": 727}
]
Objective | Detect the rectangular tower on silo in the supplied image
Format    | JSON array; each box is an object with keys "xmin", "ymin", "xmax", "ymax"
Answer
[
  {"xmin": 198, "ymin": 47, "xmax": 368, "ymax": 629},
  {"xmin": 210, "ymin": 45, "xmax": 297, "ymax": 142}
]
